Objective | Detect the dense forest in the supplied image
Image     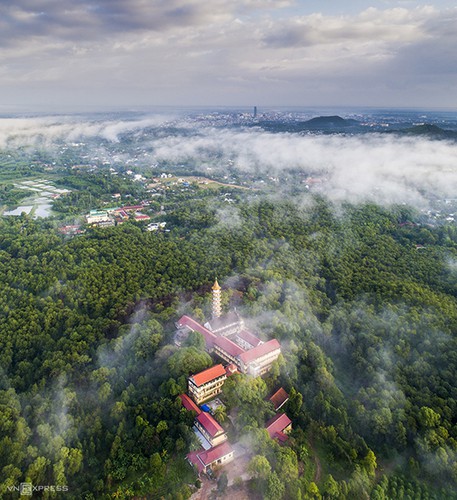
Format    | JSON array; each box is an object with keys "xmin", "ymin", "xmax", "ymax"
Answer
[{"xmin": 1, "ymin": 194, "xmax": 457, "ymax": 499}]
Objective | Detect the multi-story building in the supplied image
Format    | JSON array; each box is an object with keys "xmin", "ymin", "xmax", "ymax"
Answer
[
  {"xmin": 238, "ymin": 339, "xmax": 281, "ymax": 376},
  {"xmin": 188, "ymin": 364, "xmax": 227, "ymax": 405},
  {"xmin": 235, "ymin": 329, "xmax": 263, "ymax": 350},
  {"xmin": 86, "ymin": 210, "xmax": 112, "ymax": 225},
  {"xmin": 195, "ymin": 412, "xmax": 227, "ymax": 448},
  {"xmin": 213, "ymin": 336, "xmax": 245, "ymax": 366}
]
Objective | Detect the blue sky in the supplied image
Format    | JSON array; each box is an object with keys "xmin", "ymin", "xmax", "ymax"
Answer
[{"xmin": 0, "ymin": 1, "xmax": 456, "ymax": 110}]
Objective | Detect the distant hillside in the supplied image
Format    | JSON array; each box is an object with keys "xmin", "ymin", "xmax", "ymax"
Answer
[
  {"xmin": 302, "ymin": 115, "xmax": 359, "ymax": 128},
  {"xmin": 393, "ymin": 123, "xmax": 457, "ymax": 139},
  {"xmin": 253, "ymin": 115, "xmax": 360, "ymax": 133}
]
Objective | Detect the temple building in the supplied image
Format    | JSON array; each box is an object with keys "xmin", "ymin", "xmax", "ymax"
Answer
[
  {"xmin": 211, "ymin": 278, "xmax": 222, "ymax": 319},
  {"xmin": 175, "ymin": 279, "xmax": 282, "ymax": 377}
]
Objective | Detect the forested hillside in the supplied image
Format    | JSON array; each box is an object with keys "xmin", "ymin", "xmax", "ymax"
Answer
[{"xmin": 1, "ymin": 197, "xmax": 457, "ymax": 499}]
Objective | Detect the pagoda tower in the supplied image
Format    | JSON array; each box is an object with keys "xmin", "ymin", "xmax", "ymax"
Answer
[{"xmin": 212, "ymin": 278, "xmax": 222, "ymax": 319}]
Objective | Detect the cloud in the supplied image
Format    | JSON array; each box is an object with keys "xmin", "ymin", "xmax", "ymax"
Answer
[
  {"xmin": 262, "ymin": 7, "xmax": 429, "ymax": 49},
  {"xmin": 0, "ymin": 114, "xmax": 174, "ymax": 147},
  {"xmin": 1, "ymin": 114, "xmax": 457, "ymax": 206},
  {"xmin": 0, "ymin": 3, "xmax": 455, "ymax": 107},
  {"xmin": 0, "ymin": 0, "xmax": 292, "ymax": 47},
  {"xmin": 148, "ymin": 126, "xmax": 457, "ymax": 205}
]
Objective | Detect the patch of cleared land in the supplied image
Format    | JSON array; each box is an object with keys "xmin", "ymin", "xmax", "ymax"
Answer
[
  {"xmin": 159, "ymin": 175, "xmax": 250, "ymax": 190},
  {"xmin": 2, "ymin": 178, "xmax": 69, "ymax": 217}
]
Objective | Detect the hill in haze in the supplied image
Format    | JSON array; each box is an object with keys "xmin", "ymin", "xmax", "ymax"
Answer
[
  {"xmin": 253, "ymin": 115, "xmax": 360, "ymax": 133},
  {"xmin": 302, "ymin": 115, "xmax": 359, "ymax": 129},
  {"xmin": 384, "ymin": 123, "xmax": 457, "ymax": 140}
]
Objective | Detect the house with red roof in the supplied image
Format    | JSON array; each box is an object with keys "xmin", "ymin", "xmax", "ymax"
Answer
[
  {"xmin": 269, "ymin": 388, "xmax": 289, "ymax": 411},
  {"xmin": 225, "ymin": 363, "xmax": 238, "ymax": 376},
  {"xmin": 178, "ymin": 394, "xmax": 201, "ymax": 415},
  {"xmin": 195, "ymin": 412, "xmax": 227, "ymax": 447},
  {"xmin": 265, "ymin": 413, "xmax": 292, "ymax": 443},
  {"xmin": 188, "ymin": 364, "xmax": 227, "ymax": 405},
  {"xmin": 134, "ymin": 213, "xmax": 150, "ymax": 221},
  {"xmin": 187, "ymin": 442, "xmax": 234, "ymax": 475}
]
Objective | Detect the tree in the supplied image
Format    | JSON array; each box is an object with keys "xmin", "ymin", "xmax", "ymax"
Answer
[
  {"xmin": 184, "ymin": 331, "xmax": 205, "ymax": 351},
  {"xmin": 213, "ymin": 405, "xmax": 227, "ymax": 424},
  {"xmin": 217, "ymin": 471, "xmax": 228, "ymax": 495},
  {"xmin": 25, "ymin": 457, "xmax": 49, "ymax": 487},
  {"xmin": 323, "ymin": 474, "xmax": 339, "ymax": 498},
  {"xmin": 288, "ymin": 387, "xmax": 303, "ymax": 418},
  {"xmin": 266, "ymin": 471, "xmax": 285, "ymax": 500},
  {"xmin": 248, "ymin": 455, "xmax": 271, "ymax": 480},
  {"xmin": 418, "ymin": 406, "xmax": 441, "ymax": 428},
  {"xmin": 307, "ymin": 481, "xmax": 321, "ymax": 499},
  {"xmin": 276, "ymin": 447, "xmax": 298, "ymax": 483},
  {"xmin": 362, "ymin": 450, "xmax": 377, "ymax": 476},
  {"xmin": 167, "ymin": 347, "xmax": 212, "ymax": 379}
]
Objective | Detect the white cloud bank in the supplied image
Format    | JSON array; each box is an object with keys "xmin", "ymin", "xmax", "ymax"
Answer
[
  {"xmin": 1, "ymin": 114, "xmax": 456, "ymax": 207},
  {"xmin": 149, "ymin": 127, "xmax": 457, "ymax": 205}
]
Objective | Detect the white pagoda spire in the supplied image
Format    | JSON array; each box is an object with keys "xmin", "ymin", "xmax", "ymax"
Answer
[{"xmin": 212, "ymin": 278, "xmax": 222, "ymax": 319}]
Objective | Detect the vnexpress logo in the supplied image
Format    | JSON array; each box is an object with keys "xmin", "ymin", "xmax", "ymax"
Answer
[
  {"xmin": 20, "ymin": 483, "xmax": 33, "ymax": 496},
  {"xmin": 7, "ymin": 483, "xmax": 69, "ymax": 496}
]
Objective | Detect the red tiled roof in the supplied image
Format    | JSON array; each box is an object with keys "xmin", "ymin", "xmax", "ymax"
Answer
[
  {"xmin": 225, "ymin": 363, "xmax": 238, "ymax": 376},
  {"xmin": 197, "ymin": 442, "xmax": 233, "ymax": 466},
  {"xmin": 196, "ymin": 412, "xmax": 224, "ymax": 438},
  {"xmin": 123, "ymin": 205, "xmax": 144, "ymax": 211},
  {"xmin": 274, "ymin": 431, "xmax": 289, "ymax": 443},
  {"xmin": 187, "ymin": 449, "xmax": 205, "ymax": 473},
  {"xmin": 239, "ymin": 339, "xmax": 281, "ymax": 365},
  {"xmin": 179, "ymin": 394, "xmax": 201, "ymax": 415},
  {"xmin": 265, "ymin": 413, "xmax": 291, "ymax": 439},
  {"xmin": 190, "ymin": 364, "xmax": 226, "ymax": 387},
  {"xmin": 237, "ymin": 329, "xmax": 263, "ymax": 347},
  {"xmin": 214, "ymin": 336, "xmax": 245, "ymax": 357},
  {"xmin": 269, "ymin": 388, "xmax": 289, "ymax": 411},
  {"xmin": 177, "ymin": 315, "xmax": 217, "ymax": 348}
]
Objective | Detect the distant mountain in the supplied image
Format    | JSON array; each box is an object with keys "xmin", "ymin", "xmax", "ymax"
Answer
[
  {"xmin": 398, "ymin": 123, "xmax": 457, "ymax": 139},
  {"xmin": 302, "ymin": 115, "xmax": 359, "ymax": 129},
  {"xmin": 252, "ymin": 115, "xmax": 360, "ymax": 133}
]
